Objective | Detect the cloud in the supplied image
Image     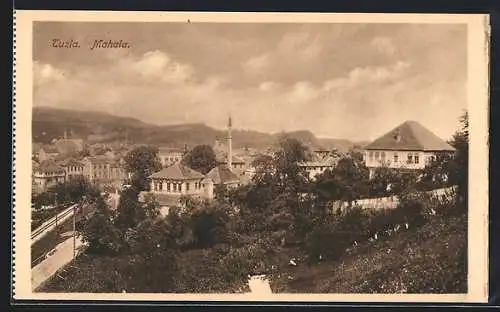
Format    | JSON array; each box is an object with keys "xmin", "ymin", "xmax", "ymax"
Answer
[
  {"xmin": 323, "ymin": 61, "xmax": 411, "ymax": 91},
  {"xmin": 33, "ymin": 61, "xmax": 66, "ymax": 87},
  {"xmin": 33, "ymin": 22, "xmax": 466, "ymax": 142},
  {"xmin": 371, "ymin": 36, "xmax": 397, "ymax": 56},
  {"xmin": 243, "ymin": 53, "xmax": 269, "ymax": 73}
]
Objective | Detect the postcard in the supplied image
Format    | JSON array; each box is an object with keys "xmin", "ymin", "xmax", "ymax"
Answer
[{"xmin": 13, "ymin": 10, "xmax": 490, "ymax": 303}]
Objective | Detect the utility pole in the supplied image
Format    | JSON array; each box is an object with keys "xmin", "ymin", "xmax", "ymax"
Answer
[{"xmin": 54, "ymin": 192, "xmax": 58, "ymax": 234}]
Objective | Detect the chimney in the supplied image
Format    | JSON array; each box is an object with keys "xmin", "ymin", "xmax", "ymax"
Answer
[{"xmin": 227, "ymin": 115, "xmax": 232, "ymax": 170}]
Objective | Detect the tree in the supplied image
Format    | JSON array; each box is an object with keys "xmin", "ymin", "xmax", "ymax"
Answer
[
  {"xmin": 79, "ymin": 197, "xmax": 123, "ymax": 255},
  {"xmin": 449, "ymin": 111, "xmax": 469, "ymax": 203},
  {"xmin": 124, "ymin": 145, "xmax": 162, "ymax": 191},
  {"xmin": 114, "ymin": 186, "xmax": 145, "ymax": 231},
  {"xmin": 189, "ymin": 202, "xmax": 230, "ymax": 248},
  {"xmin": 330, "ymin": 157, "xmax": 369, "ymax": 205},
  {"xmin": 182, "ymin": 145, "xmax": 217, "ymax": 175},
  {"xmin": 142, "ymin": 193, "xmax": 161, "ymax": 220}
]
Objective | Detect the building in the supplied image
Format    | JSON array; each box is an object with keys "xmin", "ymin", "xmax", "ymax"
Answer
[
  {"xmin": 37, "ymin": 146, "xmax": 59, "ymax": 162},
  {"xmin": 62, "ymin": 158, "xmax": 85, "ymax": 180},
  {"xmin": 206, "ymin": 164, "xmax": 243, "ymax": 189},
  {"xmin": 213, "ymin": 116, "xmax": 247, "ymax": 175},
  {"xmin": 32, "ymin": 162, "xmax": 66, "ymax": 194},
  {"xmin": 158, "ymin": 146, "xmax": 187, "ymax": 167},
  {"xmin": 363, "ymin": 120, "xmax": 456, "ymax": 179},
  {"xmin": 82, "ymin": 156, "xmax": 127, "ymax": 188},
  {"xmin": 298, "ymin": 151, "xmax": 340, "ymax": 180},
  {"xmin": 144, "ymin": 163, "xmax": 213, "ymax": 210},
  {"xmin": 215, "ymin": 154, "xmax": 246, "ymax": 173}
]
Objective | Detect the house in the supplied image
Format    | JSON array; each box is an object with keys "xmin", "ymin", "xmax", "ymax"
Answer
[
  {"xmin": 158, "ymin": 146, "xmax": 187, "ymax": 167},
  {"xmin": 298, "ymin": 155, "xmax": 339, "ymax": 180},
  {"xmin": 62, "ymin": 158, "xmax": 85, "ymax": 180},
  {"xmin": 32, "ymin": 161, "xmax": 66, "ymax": 194},
  {"xmin": 206, "ymin": 164, "xmax": 244, "ymax": 189},
  {"xmin": 363, "ymin": 120, "xmax": 456, "ymax": 179},
  {"xmin": 215, "ymin": 153, "xmax": 246, "ymax": 174},
  {"xmin": 82, "ymin": 156, "xmax": 126, "ymax": 188},
  {"xmin": 143, "ymin": 163, "xmax": 214, "ymax": 210},
  {"xmin": 37, "ymin": 146, "xmax": 59, "ymax": 162}
]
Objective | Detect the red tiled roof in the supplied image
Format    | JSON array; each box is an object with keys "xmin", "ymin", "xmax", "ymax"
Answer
[
  {"xmin": 206, "ymin": 165, "xmax": 241, "ymax": 185},
  {"xmin": 149, "ymin": 163, "xmax": 204, "ymax": 180},
  {"xmin": 364, "ymin": 120, "xmax": 455, "ymax": 152}
]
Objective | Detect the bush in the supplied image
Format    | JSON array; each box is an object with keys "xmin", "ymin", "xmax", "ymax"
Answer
[{"xmin": 189, "ymin": 204, "xmax": 229, "ymax": 248}]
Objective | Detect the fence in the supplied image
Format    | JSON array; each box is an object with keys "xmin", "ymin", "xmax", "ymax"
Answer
[{"xmin": 330, "ymin": 186, "xmax": 457, "ymax": 211}]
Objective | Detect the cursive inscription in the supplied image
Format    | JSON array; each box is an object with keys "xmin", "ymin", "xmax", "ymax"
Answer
[
  {"xmin": 90, "ymin": 39, "xmax": 130, "ymax": 50},
  {"xmin": 51, "ymin": 39, "xmax": 80, "ymax": 48}
]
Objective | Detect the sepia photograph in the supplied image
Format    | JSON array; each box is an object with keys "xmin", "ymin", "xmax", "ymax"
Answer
[{"xmin": 13, "ymin": 11, "xmax": 489, "ymax": 302}]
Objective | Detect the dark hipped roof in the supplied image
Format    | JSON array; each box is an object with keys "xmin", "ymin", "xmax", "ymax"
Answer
[
  {"xmin": 364, "ymin": 120, "xmax": 455, "ymax": 152},
  {"xmin": 206, "ymin": 165, "xmax": 241, "ymax": 185},
  {"xmin": 149, "ymin": 163, "xmax": 204, "ymax": 180}
]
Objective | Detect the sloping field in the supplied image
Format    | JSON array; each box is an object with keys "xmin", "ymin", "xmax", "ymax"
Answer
[{"xmin": 270, "ymin": 211, "xmax": 467, "ymax": 294}]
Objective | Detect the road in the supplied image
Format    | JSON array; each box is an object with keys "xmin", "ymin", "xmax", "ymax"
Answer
[
  {"xmin": 31, "ymin": 235, "xmax": 84, "ymax": 291},
  {"xmin": 31, "ymin": 194, "xmax": 120, "ymax": 289},
  {"xmin": 31, "ymin": 205, "xmax": 78, "ymax": 245}
]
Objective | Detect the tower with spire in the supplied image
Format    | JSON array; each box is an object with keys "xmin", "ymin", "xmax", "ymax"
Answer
[{"xmin": 227, "ymin": 114, "xmax": 232, "ymax": 170}]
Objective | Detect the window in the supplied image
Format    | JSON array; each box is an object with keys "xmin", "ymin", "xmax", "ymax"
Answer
[
  {"xmin": 375, "ymin": 151, "xmax": 380, "ymax": 159},
  {"xmin": 154, "ymin": 182, "xmax": 158, "ymax": 192},
  {"xmin": 369, "ymin": 151, "xmax": 374, "ymax": 161},
  {"xmin": 167, "ymin": 182, "xmax": 171, "ymax": 192},
  {"xmin": 159, "ymin": 181, "xmax": 163, "ymax": 191},
  {"xmin": 407, "ymin": 154, "xmax": 413, "ymax": 164},
  {"xmin": 414, "ymin": 155, "xmax": 419, "ymax": 164},
  {"xmin": 381, "ymin": 152, "xmax": 386, "ymax": 161},
  {"xmin": 186, "ymin": 183, "xmax": 190, "ymax": 191},
  {"xmin": 394, "ymin": 153, "xmax": 398, "ymax": 163}
]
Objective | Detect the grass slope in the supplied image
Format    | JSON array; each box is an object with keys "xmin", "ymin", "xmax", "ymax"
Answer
[{"xmin": 269, "ymin": 212, "xmax": 467, "ymax": 294}]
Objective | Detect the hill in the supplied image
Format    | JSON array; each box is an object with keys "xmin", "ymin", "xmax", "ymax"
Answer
[
  {"xmin": 32, "ymin": 106, "xmax": 361, "ymax": 152},
  {"xmin": 268, "ymin": 211, "xmax": 467, "ymax": 294}
]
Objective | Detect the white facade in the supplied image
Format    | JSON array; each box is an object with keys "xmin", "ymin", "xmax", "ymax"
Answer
[
  {"xmin": 364, "ymin": 149, "xmax": 452, "ymax": 179},
  {"xmin": 33, "ymin": 170, "xmax": 66, "ymax": 193},
  {"xmin": 150, "ymin": 178, "xmax": 205, "ymax": 197}
]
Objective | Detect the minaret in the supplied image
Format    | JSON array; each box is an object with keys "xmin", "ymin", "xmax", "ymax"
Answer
[{"xmin": 227, "ymin": 115, "xmax": 232, "ymax": 170}]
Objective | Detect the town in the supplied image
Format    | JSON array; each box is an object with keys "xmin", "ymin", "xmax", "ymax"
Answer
[{"xmin": 31, "ymin": 111, "xmax": 468, "ymax": 294}]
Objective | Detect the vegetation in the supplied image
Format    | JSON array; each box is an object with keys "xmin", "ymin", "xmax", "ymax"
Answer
[
  {"xmin": 124, "ymin": 145, "xmax": 162, "ymax": 191},
  {"xmin": 31, "ymin": 177, "xmax": 100, "ymax": 230},
  {"xmin": 182, "ymin": 144, "xmax": 218, "ymax": 174},
  {"xmin": 38, "ymin": 113, "xmax": 468, "ymax": 294}
]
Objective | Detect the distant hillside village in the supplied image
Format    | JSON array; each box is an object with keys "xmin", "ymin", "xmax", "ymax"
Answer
[{"xmin": 31, "ymin": 117, "xmax": 454, "ymax": 213}]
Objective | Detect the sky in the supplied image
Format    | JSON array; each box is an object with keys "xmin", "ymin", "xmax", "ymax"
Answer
[{"xmin": 33, "ymin": 22, "xmax": 467, "ymax": 141}]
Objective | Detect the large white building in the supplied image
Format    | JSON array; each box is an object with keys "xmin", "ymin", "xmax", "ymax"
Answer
[
  {"xmin": 364, "ymin": 120, "xmax": 455, "ymax": 179},
  {"xmin": 144, "ymin": 116, "xmax": 247, "ymax": 211}
]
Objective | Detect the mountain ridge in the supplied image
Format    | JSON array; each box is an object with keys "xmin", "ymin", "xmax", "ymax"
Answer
[{"xmin": 32, "ymin": 106, "xmax": 367, "ymax": 152}]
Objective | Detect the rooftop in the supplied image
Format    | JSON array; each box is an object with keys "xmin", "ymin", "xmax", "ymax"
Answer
[
  {"xmin": 36, "ymin": 161, "xmax": 65, "ymax": 174},
  {"xmin": 364, "ymin": 120, "xmax": 455, "ymax": 152},
  {"xmin": 206, "ymin": 165, "xmax": 241, "ymax": 185},
  {"xmin": 149, "ymin": 163, "xmax": 205, "ymax": 180}
]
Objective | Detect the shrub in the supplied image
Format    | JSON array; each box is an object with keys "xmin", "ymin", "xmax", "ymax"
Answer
[{"xmin": 189, "ymin": 205, "xmax": 229, "ymax": 248}]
